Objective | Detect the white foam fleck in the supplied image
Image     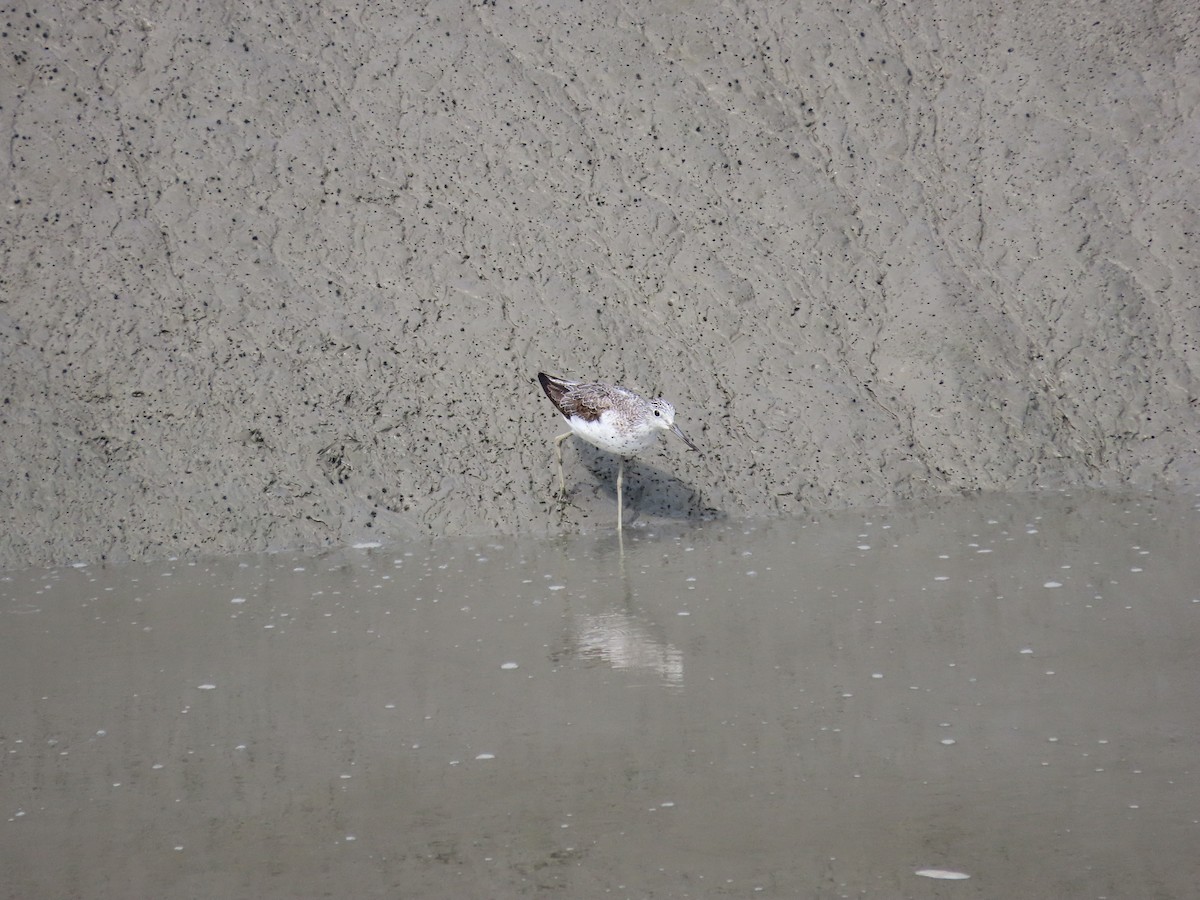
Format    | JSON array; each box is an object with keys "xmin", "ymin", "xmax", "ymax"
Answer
[
  {"xmin": 352, "ymin": 542, "xmax": 382, "ymax": 550},
  {"xmin": 915, "ymin": 868, "xmax": 970, "ymax": 880},
  {"xmin": 1043, "ymin": 581, "xmax": 1063, "ymax": 588},
  {"xmin": 197, "ymin": 684, "xmax": 216, "ymax": 690},
  {"xmin": 231, "ymin": 597, "xmax": 246, "ymax": 604},
  {"xmin": 500, "ymin": 662, "xmax": 519, "ymax": 670},
  {"xmin": 475, "ymin": 752, "xmax": 495, "ymax": 760},
  {"xmin": 940, "ymin": 739, "xmax": 956, "ymax": 746}
]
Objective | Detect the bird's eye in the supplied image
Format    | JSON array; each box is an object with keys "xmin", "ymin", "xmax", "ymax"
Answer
[{"xmin": 653, "ymin": 409, "xmax": 661, "ymax": 416}]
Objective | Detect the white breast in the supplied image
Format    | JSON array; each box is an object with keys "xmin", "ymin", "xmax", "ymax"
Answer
[{"xmin": 567, "ymin": 410, "xmax": 659, "ymax": 456}]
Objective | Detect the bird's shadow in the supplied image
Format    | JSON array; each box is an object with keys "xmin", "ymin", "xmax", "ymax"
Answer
[{"xmin": 566, "ymin": 444, "xmax": 721, "ymax": 523}]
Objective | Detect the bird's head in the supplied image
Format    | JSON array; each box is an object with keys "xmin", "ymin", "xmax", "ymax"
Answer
[{"xmin": 649, "ymin": 399, "xmax": 699, "ymax": 452}]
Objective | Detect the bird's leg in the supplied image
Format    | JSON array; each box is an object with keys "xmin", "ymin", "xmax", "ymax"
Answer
[
  {"xmin": 617, "ymin": 456, "xmax": 624, "ymax": 531},
  {"xmin": 553, "ymin": 432, "xmax": 572, "ymax": 501}
]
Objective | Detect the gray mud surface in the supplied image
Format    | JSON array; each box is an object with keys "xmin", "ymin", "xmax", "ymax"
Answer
[{"xmin": 2, "ymin": 1, "xmax": 1198, "ymax": 568}]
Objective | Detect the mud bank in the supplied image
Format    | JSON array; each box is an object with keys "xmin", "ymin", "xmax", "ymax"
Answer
[{"xmin": 2, "ymin": 0, "xmax": 1197, "ymax": 566}]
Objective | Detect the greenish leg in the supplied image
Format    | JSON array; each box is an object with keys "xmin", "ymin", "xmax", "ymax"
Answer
[
  {"xmin": 553, "ymin": 432, "xmax": 572, "ymax": 500},
  {"xmin": 617, "ymin": 456, "xmax": 624, "ymax": 531}
]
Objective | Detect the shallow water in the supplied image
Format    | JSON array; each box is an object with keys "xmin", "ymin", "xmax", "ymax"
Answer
[{"xmin": 3, "ymin": 492, "xmax": 1199, "ymax": 898}]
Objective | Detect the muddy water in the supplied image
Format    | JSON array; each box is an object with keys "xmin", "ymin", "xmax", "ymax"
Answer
[{"xmin": 3, "ymin": 492, "xmax": 1198, "ymax": 898}]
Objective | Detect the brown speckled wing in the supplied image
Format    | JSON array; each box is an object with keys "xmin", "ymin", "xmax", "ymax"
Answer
[{"xmin": 538, "ymin": 372, "xmax": 610, "ymax": 423}]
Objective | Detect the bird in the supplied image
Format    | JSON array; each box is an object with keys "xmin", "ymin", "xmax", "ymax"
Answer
[{"xmin": 537, "ymin": 372, "xmax": 699, "ymax": 530}]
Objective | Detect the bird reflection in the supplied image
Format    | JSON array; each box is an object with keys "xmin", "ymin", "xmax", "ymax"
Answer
[
  {"xmin": 568, "ymin": 610, "xmax": 683, "ymax": 686},
  {"xmin": 547, "ymin": 532, "xmax": 685, "ymax": 686}
]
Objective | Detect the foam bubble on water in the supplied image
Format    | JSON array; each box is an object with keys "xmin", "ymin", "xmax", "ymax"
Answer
[
  {"xmin": 231, "ymin": 597, "xmax": 246, "ymax": 604},
  {"xmin": 352, "ymin": 542, "xmax": 382, "ymax": 550},
  {"xmin": 1043, "ymin": 581, "xmax": 1063, "ymax": 588},
  {"xmin": 915, "ymin": 868, "xmax": 970, "ymax": 880},
  {"xmin": 197, "ymin": 684, "xmax": 216, "ymax": 690},
  {"xmin": 475, "ymin": 753, "xmax": 495, "ymax": 760},
  {"xmin": 500, "ymin": 662, "xmax": 519, "ymax": 670}
]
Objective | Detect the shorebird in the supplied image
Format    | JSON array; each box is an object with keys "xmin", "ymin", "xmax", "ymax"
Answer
[{"xmin": 537, "ymin": 372, "xmax": 699, "ymax": 530}]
